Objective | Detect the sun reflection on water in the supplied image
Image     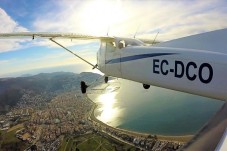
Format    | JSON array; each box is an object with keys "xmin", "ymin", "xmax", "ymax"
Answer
[{"xmin": 96, "ymin": 86, "xmax": 122, "ymax": 126}]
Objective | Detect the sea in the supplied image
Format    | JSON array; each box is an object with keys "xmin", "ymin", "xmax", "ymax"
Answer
[{"xmin": 88, "ymin": 79, "xmax": 224, "ymax": 136}]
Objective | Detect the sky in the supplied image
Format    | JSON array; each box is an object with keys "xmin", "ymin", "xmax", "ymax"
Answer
[{"xmin": 0, "ymin": 0, "xmax": 227, "ymax": 77}]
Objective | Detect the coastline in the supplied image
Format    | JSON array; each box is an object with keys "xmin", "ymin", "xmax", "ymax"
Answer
[{"xmin": 87, "ymin": 95, "xmax": 193, "ymax": 143}]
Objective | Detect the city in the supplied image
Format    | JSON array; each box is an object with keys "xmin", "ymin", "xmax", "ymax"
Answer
[{"xmin": 0, "ymin": 90, "xmax": 186, "ymax": 151}]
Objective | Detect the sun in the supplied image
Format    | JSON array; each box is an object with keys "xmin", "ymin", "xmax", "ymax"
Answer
[{"xmin": 79, "ymin": 0, "xmax": 126, "ymax": 36}]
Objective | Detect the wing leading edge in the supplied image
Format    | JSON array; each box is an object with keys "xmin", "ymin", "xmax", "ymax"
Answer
[{"xmin": 0, "ymin": 32, "xmax": 114, "ymax": 41}]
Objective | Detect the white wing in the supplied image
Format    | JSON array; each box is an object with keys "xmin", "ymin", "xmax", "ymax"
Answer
[
  {"xmin": 0, "ymin": 32, "xmax": 113, "ymax": 40},
  {"xmin": 155, "ymin": 28, "xmax": 227, "ymax": 54},
  {"xmin": 0, "ymin": 32, "xmax": 113, "ymax": 69}
]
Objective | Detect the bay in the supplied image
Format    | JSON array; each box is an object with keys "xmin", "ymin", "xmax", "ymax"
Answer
[{"xmin": 88, "ymin": 79, "xmax": 224, "ymax": 136}]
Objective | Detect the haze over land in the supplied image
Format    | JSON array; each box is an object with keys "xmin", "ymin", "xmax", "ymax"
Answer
[{"xmin": 0, "ymin": 72, "xmax": 101, "ymax": 113}]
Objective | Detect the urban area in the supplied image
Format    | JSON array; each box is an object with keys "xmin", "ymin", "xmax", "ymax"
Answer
[{"xmin": 0, "ymin": 91, "xmax": 185, "ymax": 151}]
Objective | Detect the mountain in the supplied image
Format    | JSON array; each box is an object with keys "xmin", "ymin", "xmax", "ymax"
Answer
[
  {"xmin": 0, "ymin": 72, "xmax": 101, "ymax": 113},
  {"xmin": 19, "ymin": 74, "xmax": 33, "ymax": 77}
]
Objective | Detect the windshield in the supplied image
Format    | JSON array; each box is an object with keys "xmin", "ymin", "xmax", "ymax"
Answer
[{"xmin": 118, "ymin": 39, "xmax": 144, "ymax": 49}]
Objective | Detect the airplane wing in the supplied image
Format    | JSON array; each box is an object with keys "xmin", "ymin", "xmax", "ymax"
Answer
[
  {"xmin": 182, "ymin": 102, "xmax": 227, "ymax": 151},
  {"xmin": 0, "ymin": 32, "xmax": 114, "ymax": 69},
  {"xmin": 155, "ymin": 28, "xmax": 227, "ymax": 54},
  {"xmin": 0, "ymin": 32, "xmax": 114, "ymax": 40}
]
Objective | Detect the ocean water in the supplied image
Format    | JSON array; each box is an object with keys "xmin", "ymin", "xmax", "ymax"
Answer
[{"xmin": 88, "ymin": 79, "xmax": 224, "ymax": 136}]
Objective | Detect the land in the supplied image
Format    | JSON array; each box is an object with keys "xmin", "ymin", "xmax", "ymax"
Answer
[
  {"xmin": 0, "ymin": 124, "xmax": 29, "ymax": 150},
  {"xmin": 0, "ymin": 72, "xmax": 101, "ymax": 113},
  {"xmin": 59, "ymin": 133, "xmax": 136, "ymax": 151},
  {"xmin": 0, "ymin": 91, "xmax": 139, "ymax": 151},
  {"xmin": 0, "ymin": 72, "xmax": 191, "ymax": 151}
]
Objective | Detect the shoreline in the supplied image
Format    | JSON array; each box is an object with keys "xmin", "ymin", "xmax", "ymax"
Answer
[{"xmin": 87, "ymin": 95, "xmax": 193, "ymax": 143}]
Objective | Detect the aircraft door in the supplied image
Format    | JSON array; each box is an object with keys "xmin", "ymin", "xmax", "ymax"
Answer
[
  {"xmin": 105, "ymin": 41, "xmax": 121, "ymax": 77},
  {"xmin": 98, "ymin": 41, "xmax": 106, "ymax": 73}
]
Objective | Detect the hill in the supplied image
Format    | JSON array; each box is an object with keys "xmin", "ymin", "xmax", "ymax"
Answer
[{"xmin": 0, "ymin": 72, "xmax": 101, "ymax": 113}]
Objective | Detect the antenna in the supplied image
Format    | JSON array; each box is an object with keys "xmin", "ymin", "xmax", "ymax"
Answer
[
  {"xmin": 152, "ymin": 32, "xmax": 159, "ymax": 45},
  {"xmin": 107, "ymin": 26, "xmax": 110, "ymax": 36},
  {"xmin": 134, "ymin": 25, "xmax": 141, "ymax": 39}
]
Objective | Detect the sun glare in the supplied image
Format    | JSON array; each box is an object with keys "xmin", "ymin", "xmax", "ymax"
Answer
[
  {"xmin": 96, "ymin": 90, "xmax": 122, "ymax": 126},
  {"xmin": 80, "ymin": 0, "xmax": 126, "ymax": 35}
]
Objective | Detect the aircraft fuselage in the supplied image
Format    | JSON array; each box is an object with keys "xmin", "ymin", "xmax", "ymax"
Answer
[{"xmin": 98, "ymin": 39, "xmax": 227, "ymax": 101}]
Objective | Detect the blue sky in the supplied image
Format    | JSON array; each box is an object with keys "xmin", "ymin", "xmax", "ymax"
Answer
[{"xmin": 0, "ymin": 0, "xmax": 227, "ymax": 77}]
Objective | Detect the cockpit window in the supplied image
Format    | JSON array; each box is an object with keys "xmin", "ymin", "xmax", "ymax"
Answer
[
  {"xmin": 118, "ymin": 39, "xmax": 144, "ymax": 49},
  {"xmin": 126, "ymin": 41, "xmax": 139, "ymax": 46},
  {"xmin": 118, "ymin": 40, "xmax": 126, "ymax": 49},
  {"xmin": 107, "ymin": 41, "xmax": 116, "ymax": 52},
  {"xmin": 110, "ymin": 41, "xmax": 116, "ymax": 48}
]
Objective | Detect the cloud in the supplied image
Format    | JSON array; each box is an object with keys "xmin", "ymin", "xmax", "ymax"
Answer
[
  {"xmin": 0, "ymin": 8, "xmax": 27, "ymax": 32},
  {"xmin": 0, "ymin": 59, "xmax": 11, "ymax": 64},
  {"xmin": 30, "ymin": 0, "xmax": 227, "ymax": 42},
  {"xmin": 117, "ymin": 0, "xmax": 227, "ymax": 40},
  {"xmin": 0, "ymin": 3, "xmax": 99, "ymax": 51},
  {"xmin": 1, "ymin": 0, "xmax": 227, "ymax": 53},
  {"xmin": 0, "ymin": 8, "xmax": 29, "ymax": 52}
]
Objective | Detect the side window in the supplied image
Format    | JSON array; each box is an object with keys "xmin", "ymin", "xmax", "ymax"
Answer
[
  {"xmin": 107, "ymin": 41, "xmax": 116, "ymax": 52},
  {"xmin": 118, "ymin": 40, "xmax": 125, "ymax": 49},
  {"xmin": 111, "ymin": 41, "xmax": 116, "ymax": 48}
]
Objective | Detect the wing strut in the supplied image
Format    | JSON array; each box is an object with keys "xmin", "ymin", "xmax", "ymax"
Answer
[{"xmin": 50, "ymin": 38, "xmax": 98, "ymax": 70}]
